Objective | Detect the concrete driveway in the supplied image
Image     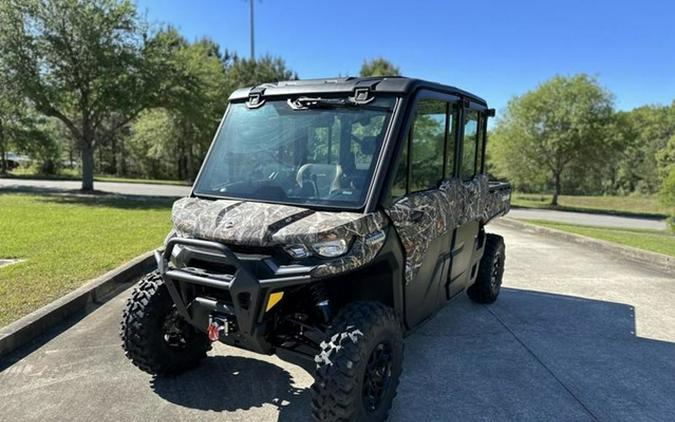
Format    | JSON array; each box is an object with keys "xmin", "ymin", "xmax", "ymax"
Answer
[{"xmin": 1, "ymin": 223, "xmax": 674, "ymax": 421}]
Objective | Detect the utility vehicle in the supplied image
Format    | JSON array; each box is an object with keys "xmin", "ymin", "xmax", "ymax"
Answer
[{"xmin": 121, "ymin": 77, "xmax": 511, "ymax": 421}]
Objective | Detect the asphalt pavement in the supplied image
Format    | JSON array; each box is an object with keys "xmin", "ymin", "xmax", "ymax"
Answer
[
  {"xmin": 0, "ymin": 177, "xmax": 668, "ymax": 230},
  {"xmin": 1, "ymin": 222, "xmax": 673, "ymax": 421},
  {"xmin": 508, "ymin": 207, "xmax": 667, "ymax": 231},
  {"xmin": 0, "ymin": 178, "xmax": 191, "ymax": 197}
]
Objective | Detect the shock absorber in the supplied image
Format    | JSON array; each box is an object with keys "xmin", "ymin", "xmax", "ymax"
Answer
[{"xmin": 309, "ymin": 282, "xmax": 332, "ymax": 324}]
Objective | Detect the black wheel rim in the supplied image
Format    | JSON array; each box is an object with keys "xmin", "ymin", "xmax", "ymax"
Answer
[
  {"xmin": 490, "ymin": 253, "xmax": 503, "ymax": 293},
  {"xmin": 362, "ymin": 340, "xmax": 394, "ymax": 412},
  {"xmin": 162, "ymin": 308, "xmax": 191, "ymax": 349}
]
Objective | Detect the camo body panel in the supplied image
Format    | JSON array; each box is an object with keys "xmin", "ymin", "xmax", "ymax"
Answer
[
  {"xmin": 171, "ymin": 197, "xmax": 388, "ymax": 275},
  {"xmin": 384, "ymin": 175, "xmax": 510, "ymax": 284}
]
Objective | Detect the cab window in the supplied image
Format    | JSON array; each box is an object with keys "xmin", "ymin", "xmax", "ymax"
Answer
[
  {"xmin": 445, "ymin": 105, "xmax": 458, "ymax": 177},
  {"xmin": 476, "ymin": 113, "xmax": 486, "ymax": 173},
  {"xmin": 409, "ymin": 100, "xmax": 446, "ymax": 192},
  {"xmin": 390, "ymin": 136, "xmax": 408, "ymax": 198},
  {"xmin": 460, "ymin": 110, "xmax": 479, "ymax": 179}
]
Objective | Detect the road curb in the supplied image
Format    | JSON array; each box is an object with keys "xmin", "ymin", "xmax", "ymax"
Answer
[
  {"xmin": 495, "ymin": 218, "xmax": 674, "ymax": 274},
  {"xmin": 0, "ymin": 252, "xmax": 155, "ymax": 358}
]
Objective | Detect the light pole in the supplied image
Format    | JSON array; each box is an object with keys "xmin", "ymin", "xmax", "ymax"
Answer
[{"xmin": 249, "ymin": 0, "xmax": 255, "ymax": 59}]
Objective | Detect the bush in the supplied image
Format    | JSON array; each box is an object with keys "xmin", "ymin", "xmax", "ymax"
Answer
[{"xmin": 660, "ymin": 167, "xmax": 675, "ymax": 231}]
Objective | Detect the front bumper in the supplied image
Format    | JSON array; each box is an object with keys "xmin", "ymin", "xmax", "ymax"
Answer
[{"xmin": 155, "ymin": 237, "xmax": 313, "ymax": 354}]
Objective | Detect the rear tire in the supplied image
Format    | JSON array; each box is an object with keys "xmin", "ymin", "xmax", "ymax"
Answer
[
  {"xmin": 121, "ymin": 271, "xmax": 210, "ymax": 375},
  {"xmin": 467, "ymin": 233, "xmax": 505, "ymax": 304},
  {"xmin": 311, "ymin": 301, "xmax": 404, "ymax": 422}
]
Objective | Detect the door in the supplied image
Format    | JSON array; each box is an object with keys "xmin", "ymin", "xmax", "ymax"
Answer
[
  {"xmin": 447, "ymin": 106, "xmax": 485, "ymax": 294},
  {"xmin": 385, "ymin": 93, "xmax": 460, "ymax": 328}
]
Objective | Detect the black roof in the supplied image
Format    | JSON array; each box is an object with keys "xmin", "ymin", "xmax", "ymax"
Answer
[{"xmin": 229, "ymin": 76, "xmax": 487, "ymax": 106}]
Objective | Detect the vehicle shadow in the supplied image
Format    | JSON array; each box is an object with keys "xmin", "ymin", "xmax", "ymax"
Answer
[
  {"xmin": 150, "ymin": 355, "xmax": 310, "ymax": 420},
  {"xmin": 391, "ymin": 288, "xmax": 675, "ymax": 421},
  {"xmin": 146, "ymin": 287, "xmax": 675, "ymax": 421}
]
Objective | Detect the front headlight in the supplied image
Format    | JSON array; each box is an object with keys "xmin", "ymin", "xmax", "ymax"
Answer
[
  {"xmin": 312, "ymin": 239, "xmax": 349, "ymax": 258},
  {"xmin": 284, "ymin": 244, "xmax": 311, "ymax": 259}
]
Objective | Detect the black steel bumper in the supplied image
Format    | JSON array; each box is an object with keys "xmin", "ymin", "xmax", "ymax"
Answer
[{"xmin": 155, "ymin": 237, "xmax": 313, "ymax": 354}]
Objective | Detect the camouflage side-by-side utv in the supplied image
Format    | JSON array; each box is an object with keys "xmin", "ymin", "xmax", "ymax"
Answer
[{"xmin": 121, "ymin": 77, "xmax": 511, "ymax": 421}]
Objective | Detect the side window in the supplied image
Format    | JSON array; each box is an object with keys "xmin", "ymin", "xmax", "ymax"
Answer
[
  {"xmin": 409, "ymin": 100, "xmax": 446, "ymax": 192},
  {"xmin": 390, "ymin": 136, "xmax": 408, "ymax": 199},
  {"xmin": 445, "ymin": 105, "xmax": 458, "ymax": 177},
  {"xmin": 476, "ymin": 113, "xmax": 486, "ymax": 173},
  {"xmin": 460, "ymin": 109, "xmax": 479, "ymax": 179}
]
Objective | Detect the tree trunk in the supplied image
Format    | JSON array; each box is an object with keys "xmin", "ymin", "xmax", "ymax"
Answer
[
  {"xmin": 551, "ymin": 172, "xmax": 561, "ymax": 206},
  {"xmin": 68, "ymin": 140, "xmax": 74, "ymax": 168},
  {"xmin": 81, "ymin": 140, "xmax": 95, "ymax": 191},
  {"xmin": 0, "ymin": 120, "xmax": 6, "ymax": 174},
  {"xmin": 119, "ymin": 137, "xmax": 127, "ymax": 176},
  {"xmin": 110, "ymin": 136, "xmax": 117, "ymax": 175}
]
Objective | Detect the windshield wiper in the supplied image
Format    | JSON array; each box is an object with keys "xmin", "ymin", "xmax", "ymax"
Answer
[
  {"xmin": 288, "ymin": 97, "xmax": 358, "ymax": 110},
  {"xmin": 287, "ymin": 97, "xmax": 391, "ymax": 112}
]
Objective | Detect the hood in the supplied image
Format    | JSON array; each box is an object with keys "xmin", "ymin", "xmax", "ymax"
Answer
[{"xmin": 171, "ymin": 197, "xmax": 386, "ymax": 247}]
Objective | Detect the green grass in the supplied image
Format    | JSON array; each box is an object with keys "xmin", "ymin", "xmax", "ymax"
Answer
[
  {"xmin": 0, "ymin": 192, "xmax": 173, "ymax": 327},
  {"xmin": 525, "ymin": 219, "xmax": 675, "ymax": 257},
  {"xmin": 6, "ymin": 167, "xmax": 190, "ymax": 186},
  {"xmin": 511, "ymin": 193, "xmax": 671, "ymax": 219}
]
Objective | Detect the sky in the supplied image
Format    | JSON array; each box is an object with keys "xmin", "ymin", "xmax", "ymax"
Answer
[{"xmin": 135, "ymin": 0, "xmax": 675, "ymax": 115}]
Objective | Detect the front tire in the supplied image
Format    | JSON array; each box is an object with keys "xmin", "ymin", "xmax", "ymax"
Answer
[
  {"xmin": 120, "ymin": 271, "xmax": 210, "ymax": 375},
  {"xmin": 311, "ymin": 301, "xmax": 404, "ymax": 422},
  {"xmin": 467, "ymin": 233, "xmax": 505, "ymax": 304}
]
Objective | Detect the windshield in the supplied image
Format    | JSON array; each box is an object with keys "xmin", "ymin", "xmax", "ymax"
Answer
[{"xmin": 194, "ymin": 97, "xmax": 396, "ymax": 208}]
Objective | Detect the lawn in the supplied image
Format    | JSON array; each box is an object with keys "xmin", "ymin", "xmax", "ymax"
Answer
[
  {"xmin": 525, "ymin": 219, "xmax": 675, "ymax": 257},
  {"xmin": 0, "ymin": 192, "xmax": 173, "ymax": 327},
  {"xmin": 7, "ymin": 166, "xmax": 190, "ymax": 186},
  {"xmin": 512, "ymin": 193, "xmax": 671, "ymax": 218}
]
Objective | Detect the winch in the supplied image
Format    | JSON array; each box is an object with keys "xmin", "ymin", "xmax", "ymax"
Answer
[{"xmin": 207, "ymin": 313, "xmax": 237, "ymax": 342}]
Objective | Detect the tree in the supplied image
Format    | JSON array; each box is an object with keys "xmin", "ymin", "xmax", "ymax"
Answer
[
  {"xmin": 657, "ymin": 134, "xmax": 675, "ymax": 230},
  {"xmin": 225, "ymin": 55, "xmax": 297, "ymax": 92},
  {"xmin": 0, "ymin": 0, "xmax": 163, "ymax": 191},
  {"xmin": 0, "ymin": 69, "xmax": 60, "ymax": 174},
  {"xmin": 126, "ymin": 34, "xmax": 298, "ymax": 181},
  {"xmin": 610, "ymin": 104, "xmax": 675, "ymax": 194},
  {"xmin": 489, "ymin": 75, "xmax": 614, "ymax": 205},
  {"xmin": 360, "ymin": 58, "xmax": 401, "ymax": 77},
  {"xmin": 126, "ymin": 109, "xmax": 178, "ymax": 179},
  {"xmin": 0, "ymin": 74, "xmax": 24, "ymax": 174},
  {"xmin": 657, "ymin": 135, "xmax": 675, "ymax": 181}
]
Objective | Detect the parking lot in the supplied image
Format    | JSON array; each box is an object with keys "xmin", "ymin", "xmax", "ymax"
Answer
[{"xmin": 1, "ymin": 222, "xmax": 673, "ymax": 421}]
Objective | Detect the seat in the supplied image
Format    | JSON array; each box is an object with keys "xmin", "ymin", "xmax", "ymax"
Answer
[{"xmin": 296, "ymin": 163, "xmax": 343, "ymax": 197}]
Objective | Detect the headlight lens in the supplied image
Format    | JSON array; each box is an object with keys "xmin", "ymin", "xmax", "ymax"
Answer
[
  {"xmin": 312, "ymin": 239, "xmax": 349, "ymax": 258},
  {"xmin": 284, "ymin": 244, "xmax": 311, "ymax": 259}
]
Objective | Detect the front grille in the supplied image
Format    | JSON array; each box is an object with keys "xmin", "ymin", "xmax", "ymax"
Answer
[{"xmin": 185, "ymin": 257, "xmax": 237, "ymax": 277}]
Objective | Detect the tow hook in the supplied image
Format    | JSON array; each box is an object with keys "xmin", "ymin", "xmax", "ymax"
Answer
[{"xmin": 207, "ymin": 315, "xmax": 231, "ymax": 342}]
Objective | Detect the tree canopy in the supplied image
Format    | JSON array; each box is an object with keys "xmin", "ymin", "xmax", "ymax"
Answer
[
  {"xmin": 125, "ymin": 32, "xmax": 297, "ymax": 181},
  {"xmin": 0, "ymin": 0, "xmax": 162, "ymax": 190},
  {"xmin": 489, "ymin": 75, "xmax": 614, "ymax": 205},
  {"xmin": 360, "ymin": 58, "xmax": 401, "ymax": 77},
  {"xmin": 0, "ymin": 0, "xmax": 298, "ymax": 188},
  {"xmin": 0, "ymin": 0, "xmax": 671, "ymax": 212}
]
